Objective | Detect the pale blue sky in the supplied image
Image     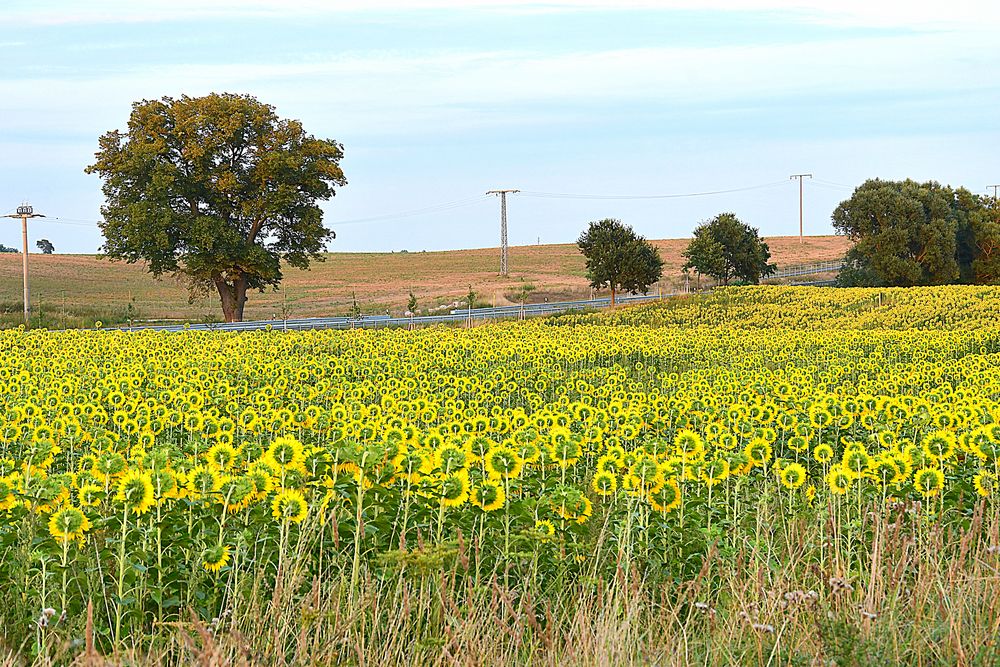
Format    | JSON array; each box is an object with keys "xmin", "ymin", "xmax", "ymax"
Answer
[{"xmin": 1, "ymin": 1, "xmax": 998, "ymax": 253}]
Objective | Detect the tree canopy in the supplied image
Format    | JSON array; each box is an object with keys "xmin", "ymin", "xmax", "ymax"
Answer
[
  {"xmin": 577, "ymin": 219, "xmax": 663, "ymax": 305},
  {"xmin": 833, "ymin": 179, "xmax": 998, "ymax": 286},
  {"xmin": 682, "ymin": 213, "xmax": 775, "ymax": 285},
  {"xmin": 86, "ymin": 93, "xmax": 346, "ymax": 321},
  {"xmin": 35, "ymin": 239, "xmax": 54, "ymax": 255}
]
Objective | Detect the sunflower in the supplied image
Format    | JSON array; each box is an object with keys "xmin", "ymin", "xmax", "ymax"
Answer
[
  {"xmin": 470, "ymin": 480, "xmax": 505, "ymax": 511},
  {"xmin": 186, "ymin": 465, "xmax": 223, "ymax": 500},
  {"xmin": 219, "ymin": 475, "xmax": 256, "ymax": 513},
  {"xmin": 439, "ymin": 469, "xmax": 470, "ymax": 508},
  {"xmin": 787, "ymin": 435, "xmax": 810, "ymax": 453},
  {"xmin": 628, "ymin": 457, "xmax": 662, "ymax": 490},
  {"xmin": 921, "ymin": 430, "xmax": 957, "ymax": 463},
  {"xmin": 484, "ymin": 445, "xmax": 523, "ymax": 479},
  {"xmin": 778, "ymin": 463, "xmax": 807, "ymax": 490},
  {"xmin": 206, "ymin": 442, "xmax": 238, "ymax": 471},
  {"xmin": 0, "ymin": 476, "xmax": 17, "ymax": 510},
  {"xmin": 266, "ymin": 435, "xmax": 306, "ymax": 472},
  {"xmin": 913, "ymin": 467, "xmax": 944, "ymax": 498},
  {"xmin": 647, "ymin": 478, "xmax": 681, "ymax": 513},
  {"xmin": 48, "ymin": 506, "xmax": 91, "ymax": 543},
  {"xmin": 115, "ymin": 470, "xmax": 155, "ymax": 514},
  {"xmin": 700, "ymin": 458, "xmax": 730, "ymax": 488},
  {"xmin": 246, "ymin": 462, "xmax": 275, "ymax": 500},
  {"xmin": 591, "ymin": 471, "xmax": 618, "ymax": 496},
  {"xmin": 535, "ymin": 519, "xmax": 556, "ymax": 540},
  {"xmin": 77, "ymin": 482, "xmax": 103, "ymax": 507},
  {"xmin": 674, "ymin": 430, "xmax": 705, "ymax": 463},
  {"xmin": 826, "ymin": 465, "xmax": 852, "ymax": 495},
  {"xmin": 595, "ymin": 453, "xmax": 621, "ymax": 475},
  {"xmin": 433, "ymin": 443, "xmax": 469, "ymax": 473},
  {"xmin": 271, "ymin": 489, "xmax": 309, "ymax": 523},
  {"xmin": 973, "ymin": 470, "xmax": 996, "ymax": 498},
  {"xmin": 809, "ymin": 405, "xmax": 834, "ymax": 429},
  {"xmin": 548, "ymin": 436, "xmax": 582, "ymax": 468},
  {"xmin": 93, "ymin": 451, "xmax": 127, "ymax": 483},
  {"xmin": 744, "ymin": 438, "xmax": 773, "ymax": 468},
  {"xmin": 150, "ymin": 468, "xmax": 179, "ymax": 503},
  {"xmin": 555, "ymin": 494, "xmax": 592, "ymax": 524},
  {"xmin": 202, "ymin": 544, "xmax": 232, "ymax": 573},
  {"xmin": 813, "ymin": 443, "xmax": 834, "ymax": 464},
  {"xmin": 842, "ymin": 446, "xmax": 873, "ymax": 479}
]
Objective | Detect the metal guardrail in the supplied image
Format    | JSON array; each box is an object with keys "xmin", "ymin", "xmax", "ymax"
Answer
[
  {"xmin": 116, "ymin": 293, "xmax": 671, "ymax": 333},
  {"xmin": 768, "ymin": 260, "xmax": 844, "ymax": 279},
  {"xmin": 112, "ymin": 262, "xmax": 844, "ymax": 335}
]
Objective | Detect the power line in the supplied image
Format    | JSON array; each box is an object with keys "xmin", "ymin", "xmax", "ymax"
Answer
[
  {"xmin": 811, "ymin": 178, "xmax": 854, "ymax": 189},
  {"xmin": 45, "ymin": 217, "xmax": 103, "ymax": 227},
  {"xmin": 806, "ymin": 181, "xmax": 853, "ymax": 192},
  {"xmin": 518, "ymin": 180, "xmax": 790, "ymax": 200},
  {"xmin": 38, "ymin": 198, "xmax": 495, "ymax": 229},
  {"xmin": 327, "ymin": 195, "xmax": 490, "ymax": 226}
]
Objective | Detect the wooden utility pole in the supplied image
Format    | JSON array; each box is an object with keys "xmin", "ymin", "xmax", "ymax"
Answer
[
  {"xmin": 3, "ymin": 204, "xmax": 45, "ymax": 325},
  {"xmin": 487, "ymin": 189, "xmax": 519, "ymax": 276},
  {"xmin": 988, "ymin": 185, "xmax": 1000, "ymax": 201},
  {"xmin": 789, "ymin": 174, "xmax": 812, "ymax": 244}
]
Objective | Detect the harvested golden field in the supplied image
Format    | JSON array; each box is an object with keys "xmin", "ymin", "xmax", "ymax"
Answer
[{"xmin": 0, "ymin": 236, "xmax": 849, "ymax": 325}]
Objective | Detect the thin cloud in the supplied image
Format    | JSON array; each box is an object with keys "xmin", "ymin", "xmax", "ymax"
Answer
[{"xmin": 3, "ymin": 0, "xmax": 999, "ymax": 29}]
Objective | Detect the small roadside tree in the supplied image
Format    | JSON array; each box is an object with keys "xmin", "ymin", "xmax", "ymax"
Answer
[
  {"xmin": 577, "ymin": 219, "xmax": 663, "ymax": 306},
  {"xmin": 86, "ymin": 93, "xmax": 346, "ymax": 322},
  {"xmin": 36, "ymin": 239, "xmax": 55, "ymax": 254},
  {"xmin": 509, "ymin": 280, "xmax": 536, "ymax": 306},
  {"xmin": 683, "ymin": 213, "xmax": 775, "ymax": 285},
  {"xmin": 407, "ymin": 291, "xmax": 418, "ymax": 314}
]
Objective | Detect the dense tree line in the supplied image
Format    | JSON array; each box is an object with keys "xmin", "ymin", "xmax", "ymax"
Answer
[{"xmin": 834, "ymin": 179, "xmax": 1000, "ymax": 287}]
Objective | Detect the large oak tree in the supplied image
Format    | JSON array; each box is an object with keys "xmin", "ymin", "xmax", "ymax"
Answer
[
  {"xmin": 86, "ymin": 93, "xmax": 346, "ymax": 322},
  {"xmin": 832, "ymin": 179, "xmax": 1000, "ymax": 287}
]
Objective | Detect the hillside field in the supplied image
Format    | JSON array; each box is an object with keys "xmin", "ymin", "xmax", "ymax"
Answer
[{"xmin": 0, "ymin": 235, "xmax": 849, "ymax": 326}]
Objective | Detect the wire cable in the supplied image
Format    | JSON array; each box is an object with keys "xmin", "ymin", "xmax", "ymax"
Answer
[
  {"xmin": 45, "ymin": 217, "xmax": 104, "ymax": 227},
  {"xmin": 518, "ymin": 180, "xmax": 790, "ymax": 200},
  {"xmin": 807, "ymin": 181, "xmax": 854, "ymax": 192},
  {"xmin": 327, "ymin": 195, "xmax": 491, "ymax": 226},
  {"xmin": 810, "ymin": 178, "xmax": 855, "ymax": 190}
]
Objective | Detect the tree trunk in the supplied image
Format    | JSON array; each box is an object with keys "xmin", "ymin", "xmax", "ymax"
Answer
[
  {"xmin": 610, "ymin": 286, "xmax": 616, "ymax": 307},
  {"xmin": 213, "ymin": 273, "xmax": 249, "ymax": 323}
]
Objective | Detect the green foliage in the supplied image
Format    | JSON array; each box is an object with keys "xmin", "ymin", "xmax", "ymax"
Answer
[
  {"xmin": 966, "ymin": 199, "xmax": 1000, "ymax": 284},
  {"xmin": 407, "ymin": 291, "xmax": 418, "ymax": 313},
  {"xmin": 0, "ymin": 244, "xmax": 18, "ymax": 254},
  {"xmin": 577, "ymin": 219, "xmax": 663, "ymax": 304},
  {"xmin": 35, "ymin": 239, "xmax": 55, "ymax": 254},
  {"xmin": 507, "ymin": 280, "xmax": 536, "ymax": 305},
  {"xmin": 833, "ymin": 179, "xmax": 998, "ymax": 287},
  {"xmin": 351, "ymin": 291, "xmax": 361, "ymax": 319},
  {"xmin": 86, "ymin": 92, "xmax": 347, "ymax": 322},
  {"xmin": 466, "ymin": 285, "xmax": 477, "ymax": 310},
  {"xmin": 682, "ymin": 213, "xmax": 775, "ymax": 285}
]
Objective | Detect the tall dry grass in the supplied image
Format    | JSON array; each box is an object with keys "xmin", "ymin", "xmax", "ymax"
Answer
[{"xmin": 9, "ymin": 496, "xmax": 998, "ymax": 666}]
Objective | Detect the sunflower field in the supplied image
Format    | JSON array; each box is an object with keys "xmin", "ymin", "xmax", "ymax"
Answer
[{"xmin": 3, "ymin": 286, "xmax": 1000, "ymax": 664}]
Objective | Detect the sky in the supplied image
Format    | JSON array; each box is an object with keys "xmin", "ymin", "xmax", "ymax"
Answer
[{"xmin": 1, "ymin": 0, "xmax": 998, "ymax": 254}]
